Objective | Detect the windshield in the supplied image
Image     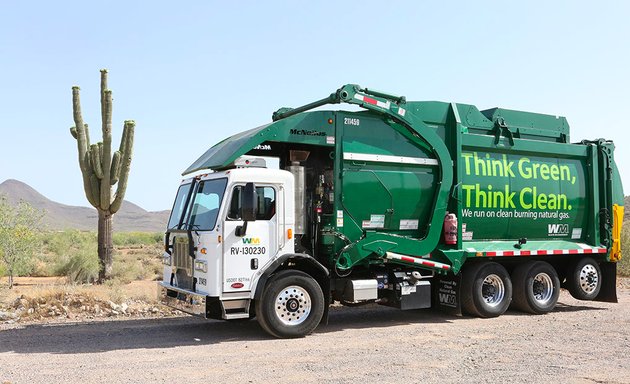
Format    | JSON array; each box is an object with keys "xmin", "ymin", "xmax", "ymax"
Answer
[
  {"xmin": 187, "ymin": 178, "xmax": 228, "ymax": 230},
  {"xmin": 167, "ymin": 183, "xmax": 192, "ymax": 229}
]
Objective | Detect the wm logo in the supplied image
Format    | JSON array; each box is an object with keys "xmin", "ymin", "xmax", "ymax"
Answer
[
  {"xmin": 548, "ymin": 224, "xmax": 569, "ymax": 236},
  {"xmin": 242, "ymin": 237, "xmax": 261, "ymax": 244}
]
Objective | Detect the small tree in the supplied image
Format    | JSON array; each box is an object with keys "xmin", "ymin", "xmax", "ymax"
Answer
[
  {"xmin": 0, "ymin": 196, "xmax": 43, "ymax": 289},
  {"xmin": 70, "ymin": 69, "xmax": 135, "ymax": 283}
]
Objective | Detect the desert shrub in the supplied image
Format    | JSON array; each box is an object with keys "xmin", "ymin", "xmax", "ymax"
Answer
[
  {"xmin": 0, "ymin": 196, "xmax": 44, "ymax": 288},
  {"xmin": 19, "ymin": 230, "xmax": 162, "ymax": 282},
  {"xmin": 42, "ymin": 230, "xmax": 96, "ymax": 256},
  {"xmin": 54, "ymin": 247, "xmax": 99, "ymax": 284},
  {"xmin": 45, "ymin": 231, "xmax": 99, "ymax": 283},
  {"xmin": 111, "ymin": 257, "xmax": 149, "ymax": 284},
  {"xmin": 113, "ymin": 232, "xmax": 162, "ymax": 246}
]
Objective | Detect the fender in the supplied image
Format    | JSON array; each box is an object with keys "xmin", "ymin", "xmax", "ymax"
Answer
[{"xmin": 252, "ymin": 253, "xmax": 331, "ymax": 324}]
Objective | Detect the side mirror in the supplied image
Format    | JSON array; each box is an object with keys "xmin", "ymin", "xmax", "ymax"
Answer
[
  {"xmin": 236, "ymin": 183, "xmax": 257, "ymax": 237},
  {"xmin": 241, "ymin": 182, "xmax": 257, "ymax": 222}
]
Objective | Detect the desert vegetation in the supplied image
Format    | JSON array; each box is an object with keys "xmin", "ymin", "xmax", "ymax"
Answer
[
  {"xmin": 0, "ymin": 229, "xmax": 166, "ymax": 322},
  {"xmin": 34, "ymin": 230, "xmax": 163, "ymax": 284}
]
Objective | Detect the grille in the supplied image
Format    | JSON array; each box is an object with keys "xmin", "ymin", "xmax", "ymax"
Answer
[{"xmin": 173, "ymin": 238, "xmax": 192, "ymax": 275}]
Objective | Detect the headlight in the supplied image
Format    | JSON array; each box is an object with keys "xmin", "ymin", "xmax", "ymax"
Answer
[
  {"xmin": 194, "ymin": 260, "xmax": 208, "ymax": 273},
  {"xmin": 162, "ymin": 252, "xmax": 172, "ymax": 266}
]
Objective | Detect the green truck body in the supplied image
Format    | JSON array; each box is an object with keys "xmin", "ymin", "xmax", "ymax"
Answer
[{"xmin": 161, "ymin": 84, "xmax": 624, "ymax": 338}]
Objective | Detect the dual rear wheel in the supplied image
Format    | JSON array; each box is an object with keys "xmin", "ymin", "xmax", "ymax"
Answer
[{"xmin": 462, "ymin": 260, "xmax": 563, "ymax": 317}]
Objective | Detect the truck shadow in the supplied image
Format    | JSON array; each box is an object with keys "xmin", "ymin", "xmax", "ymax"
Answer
[{"xmin": 0, "ymin": 303, "xmax": 607, "ymax": 354}]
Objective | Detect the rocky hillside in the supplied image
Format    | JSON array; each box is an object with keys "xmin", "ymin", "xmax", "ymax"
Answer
[{"xmin": 0, "ymin": 179, "xmax": 169, "ymax": 232}]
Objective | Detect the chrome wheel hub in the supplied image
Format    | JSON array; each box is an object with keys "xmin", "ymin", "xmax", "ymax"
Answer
[
  {"xmin": 579, "ymin": 264, "xmax": 599, "ymax": 294},
  {"xmin": 482, "ymin": 274, "xmax": 505, "ymax": 307},
  {"xmin": 274, "ymin": 285, "xmax": 311, "ymax": 326},
  {"xmin": 532, "ymin": 273, "xmax": 553, "ymax": 304}
]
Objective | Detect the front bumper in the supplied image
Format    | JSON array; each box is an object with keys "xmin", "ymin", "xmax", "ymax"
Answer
[{"xmin": 159, "ymin": 283, "xmax": 207, "ymax": 317}]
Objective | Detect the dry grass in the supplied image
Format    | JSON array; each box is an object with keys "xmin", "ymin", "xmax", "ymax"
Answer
[
  {"xmin": 0, "ymin": 276, "xmax": 168, "ymax": 323},
  {"xmin": 619, "ymin": 222, "xmax": 630, "ymax": 277},
  {"xmin": 30, "ymin": 230, "xmax": 164, "ymax": 284},
  {"xmin": 0, "ymin": 230, "xmax": 165, "ymax": 320},
  {"xmin": 0, "ymin": 276, "xmax": 158, "ymax": 305}
]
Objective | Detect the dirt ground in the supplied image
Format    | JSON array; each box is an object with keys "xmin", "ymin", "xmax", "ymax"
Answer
[{"xmin": 1, "ymin": 279, "xmax": 629, "ymax": 384}]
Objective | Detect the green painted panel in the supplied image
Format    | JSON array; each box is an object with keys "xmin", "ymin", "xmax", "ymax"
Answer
[
  {"xmin": 460, "ymin": 149, "xmax": 587, "ymax": 241},
  {"xmin": 340, "ymin": 113, "xmax": 433, "ymax": 158},
  {"xmin": 342, "ymin": 166, "xmax": 437, "ymax": 235}
]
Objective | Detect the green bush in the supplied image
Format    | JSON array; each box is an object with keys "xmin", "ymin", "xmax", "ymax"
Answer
[
  {"xmin": 111, "ymin": 258, "xmax": 149, "ymax": 284},
  {"xmin": 41, "ymin": 230, "xmax": 96, "ymax": 256},
  {"xmin": 34, "ymin": 230, "xmax": 162, "ymax": 282},
  {"xmin": 113, "ymin": 232, "xmax": 162, "ymax": 246},
  {"xmin": 56, "ymin": 251, "xmax": 100, "ymax": 284},
  {"xmin": 52, "ymin": 235, "xmax": 99, "ymax": 284}
]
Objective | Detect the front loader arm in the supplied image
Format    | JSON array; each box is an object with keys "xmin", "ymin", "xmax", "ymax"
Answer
[{"xmin": 274, "ymin": 84, "xmax": 454, "ymax": 271}]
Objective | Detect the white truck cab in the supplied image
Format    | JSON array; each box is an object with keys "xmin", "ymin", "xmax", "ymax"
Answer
[{"xmin": 160, "ymin": 159, "xmax": 301, "ymax": 321}]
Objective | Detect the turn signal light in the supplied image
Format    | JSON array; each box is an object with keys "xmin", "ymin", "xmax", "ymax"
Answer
[{"xmin": 287, "ymin": 228, "xmax": 293, "ymax": 239}]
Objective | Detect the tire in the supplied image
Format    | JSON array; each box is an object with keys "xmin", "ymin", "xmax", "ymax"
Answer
[
  {"xmin": 461, "ymin": 262, "xmax": 512, "ymax": 318},
  {"xmin": 255, "ymin": 270, "xmax": 324, "ymax": 338},
  {"xmin": 511, "ymin": 261, "xmax": 560, "ymax": 314},
  {"xmin": 567, "ymin": 257, "xmax": 602, "ymax": 300}
]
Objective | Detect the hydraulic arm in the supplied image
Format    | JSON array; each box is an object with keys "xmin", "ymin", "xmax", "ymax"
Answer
[{"xmin": 275, "ymin": 85, "xmax": 454, "ymax": 272}]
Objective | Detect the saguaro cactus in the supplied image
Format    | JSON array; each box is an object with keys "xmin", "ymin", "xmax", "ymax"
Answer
[{"xmin": 70, "ymin": 69, "xmax": 135, "ymax": 282}]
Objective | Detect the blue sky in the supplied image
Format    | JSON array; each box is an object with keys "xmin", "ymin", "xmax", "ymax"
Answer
[{"xmin": 1, "ymin": 1, "xmax": 629, "ymax": 211}]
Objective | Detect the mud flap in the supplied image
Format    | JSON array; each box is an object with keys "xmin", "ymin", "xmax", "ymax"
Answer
[
  {"xmin": 595, "ymin": 262, "xmax": 618, "ymax": 303},
  {"xmin": 433, "ymin": 274, "xmax": 462, "ymax": 316}
]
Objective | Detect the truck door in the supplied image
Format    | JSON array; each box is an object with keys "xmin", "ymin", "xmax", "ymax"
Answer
[{"xmin": 222, "ymin": 185, "xmax": 278, "ymax": 293}]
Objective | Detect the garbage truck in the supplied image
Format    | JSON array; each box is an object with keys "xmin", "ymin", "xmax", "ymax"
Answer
[{"xmin": 159, "ymin": 84, "xmax": 624, "ymax": 338}]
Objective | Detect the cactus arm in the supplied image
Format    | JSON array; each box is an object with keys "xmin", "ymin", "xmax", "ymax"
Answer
[
  {"xmin": 90, "ymin": 174, "xmax": 101, "ymax": 208},
  {"xmin": 118, "ymin": 119, "xmax": 129, "ymax": 158},
  {"xmin": 100, "ymin": 69, "xmax": 108, "ymax": 114},
  {"xmin": 100, "ymin": 87, "xmax": 113, "ymax": 210},
  {"xmin": 110, "ymin": 151, "xmax": 121, "ymax": 185},
  {"xmin": 110, "ymin": 120, "xmax": 134, "ymax": 213},
  {"xmin": 70, "ymin": 126, "xmax": 78, "ymax": 139},
  {"xmin": 71, "ymin": 86, "xmax": 97, "ymax": 207},
  {"xmin": 90, "ymin": 144, "xmax": 104, "ymax": 179},
  {"xmin": 84, "ymin": 123, "xmax": 90, "ymax": 147}
]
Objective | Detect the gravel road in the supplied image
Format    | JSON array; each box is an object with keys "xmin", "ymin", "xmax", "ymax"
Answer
[{"xmin": 1, "ymin": 282, "xmax": 629, "ymax": 384}]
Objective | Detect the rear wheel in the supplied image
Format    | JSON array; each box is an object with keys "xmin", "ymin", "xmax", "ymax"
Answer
[
  {"xmin": 461, "ymin": 262, "xmax": 512, "ymax": 318},
  {"xmin": 567, "ymin": 257, "xmax": 601, "ymax": 300},
  {"xmin": 256, "ymin": 270, "xmax": 324, "ymax": 338},
  {"xmin": 512, "ymin": 261, "xmax": 560, "ymax": 314}
]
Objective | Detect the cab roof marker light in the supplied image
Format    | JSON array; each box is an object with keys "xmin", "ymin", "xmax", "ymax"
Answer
[{"xmin": 232, "ymin": 156, "xmax": 267, "ymax": 169}]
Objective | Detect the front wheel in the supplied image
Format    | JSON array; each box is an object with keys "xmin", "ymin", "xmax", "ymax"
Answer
[
  {"xmin": 461, "ymin": 262, "xmax": 512, "ymax": 318},
  {"xmin": 256, "ymin": 270, "xmax": 324, "ymax": 338}
]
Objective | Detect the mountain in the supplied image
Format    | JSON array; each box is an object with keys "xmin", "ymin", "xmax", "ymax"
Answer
[{"xmin": 0, "ymin": 179, "xmax": 170, "ymax": 232}]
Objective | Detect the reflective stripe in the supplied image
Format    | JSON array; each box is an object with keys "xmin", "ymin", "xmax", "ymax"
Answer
[
  {"xmin": 485, "ymin": 247, "xmax": 607, "ymax": 257},
  {"xmin": 353, "ymin": 93, "xmax": 391, "ymax": 109},
  {"xmin": 343, "ymin": 152, "xmax": 439, "ymax": 166},
  {"xmin": 385, "ymin": 252, "xmax": 451, "ymax": 270}
]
